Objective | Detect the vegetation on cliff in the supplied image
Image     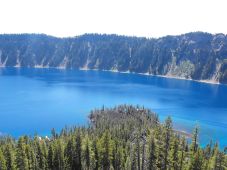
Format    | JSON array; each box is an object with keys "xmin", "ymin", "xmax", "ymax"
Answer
[{"xmin": 0, "ymin": 32, "xmax": 226, "ymax": 83}]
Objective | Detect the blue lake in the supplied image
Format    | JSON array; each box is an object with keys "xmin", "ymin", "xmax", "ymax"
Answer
[{"xmin": 0, "ymin": 68, "xmax": 227, "ymax": 148}]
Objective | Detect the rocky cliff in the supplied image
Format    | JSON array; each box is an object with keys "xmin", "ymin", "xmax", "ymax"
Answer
[{"xmin": 0, "ymin": 32, "xmax": 226, "ymax": 83}]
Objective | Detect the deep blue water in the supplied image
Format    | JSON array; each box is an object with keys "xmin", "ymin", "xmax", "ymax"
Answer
[{"xmin": 0, "ymin": 68, "xmax": 227, "ymax": 148}]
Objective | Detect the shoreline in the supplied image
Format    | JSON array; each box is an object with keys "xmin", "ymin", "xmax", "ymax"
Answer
[
  {"xmin": 0, "ymin": 66, "xmax": 222, "ymax": 85},
  {"xmin": 81, "ymin": 68, "xmax": 221, "ymax": 85}
]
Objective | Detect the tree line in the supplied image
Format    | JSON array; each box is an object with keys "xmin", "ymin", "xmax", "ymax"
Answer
[{"xmin": 0, "ymin": 105, "xmax": 226, "ymax": 170}]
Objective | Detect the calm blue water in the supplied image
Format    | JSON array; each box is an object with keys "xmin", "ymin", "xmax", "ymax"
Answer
[{"xmin": 0, "ymin": 68, "xmax": 227, "ymax": 148}]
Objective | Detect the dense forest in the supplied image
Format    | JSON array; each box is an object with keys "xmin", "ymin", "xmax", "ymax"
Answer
[
  {"xmin": 0, "ymin": 105, "xmax": 226, "ymax": 170},
  {"xmin": 0, "ymin": 32, "xmax": 226, "ymax": 84}
]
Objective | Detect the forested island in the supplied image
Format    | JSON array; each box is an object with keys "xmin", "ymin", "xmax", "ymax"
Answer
[
  {"xmin": 0, "ymin": 32, "xmax": 227, "ymax": 84},
  {"xmin": 0, "ymin": 105, "xmax": 226, "ymax": 170}
]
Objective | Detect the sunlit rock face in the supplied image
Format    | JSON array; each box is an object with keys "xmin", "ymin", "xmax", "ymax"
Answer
[{"xmin": 0, "ymin": 32, "xmax": 226, "ymax": 83}]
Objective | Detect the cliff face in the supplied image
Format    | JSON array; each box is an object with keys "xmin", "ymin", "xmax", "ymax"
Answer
[{"xmin": 0, "ymin": 32, "xmax": 226, "ymax": 83}]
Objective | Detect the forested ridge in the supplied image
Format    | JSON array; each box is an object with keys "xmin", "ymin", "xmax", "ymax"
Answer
[
  {"xmin": 0, "ymin": 105, "xmax": 226, "ymax": 170},
  {"xmin": 0, "ymin": 32, "xmax": 227, "ymax": 84}
]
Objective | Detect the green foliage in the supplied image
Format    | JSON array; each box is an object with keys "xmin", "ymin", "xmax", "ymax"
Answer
[
  {"xmin": 75, "ymin": 130, "xmax": 82, "ymax": 170},
  {"xmin": 148, "ymin": 135, "xmax": 156, "ymax": 170},
  {"xmin": 3, "ymin": 142, "xmax": 16, "ymax": 170},
  {"xmin": 99, "ymin": 130, "xmax": 113, "ymax": 170},
  {"xmin": 0, "ymin": 149, "xmax": 7, "ymax": 170},
  {"xmin": 0, "ymin": 105, "xmax": 226, "ymax": 170}
]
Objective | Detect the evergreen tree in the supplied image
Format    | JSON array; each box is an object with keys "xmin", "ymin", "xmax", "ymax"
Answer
[
  {"xmin": 16, "ymin": 137, "xmax": 29, "ymax": 170},
  {"xmin": 179, "ymin": 137, "xmax": 186, "ymax": 170},
  {"xmin": 0, "ymin": 149, "xmax": 7, "ymax": 170},
  {"xmin": 3, "ymin": 143, "xmax": 16, "ymax": 170},
  {"xmin": 188, "ymin": 149, "xmax": 203, "ymax": 170},
  {"xmin": 131, "ymin": 145, "xmax": 137, "ymax": 170},
  {"xmin": 155, "ymin": 125, "xmax": 164, "ymax": 169},
  {"xmin": 51, "ymin": 128, "xmax": 57, "ymax": 140},
  {"xmin": 25, "ymin": 144, "xmax": 37, "ymax": 170},
  {"xmin": 53, "ymin": 139, "xmax": 65, "ymax": 170},
  {"xmin": 191, "ymin": 125, "xmax": 199, "ymax": 153},
  {"xmin": 112, "ymin": 141, "xmax": 123, "ymax": 170},
  {"xmin": 47, "ymin": 144, "xmax": 54, "ymax": 170},
  {"xmin": 74, "ymin": 130, "xmax": 82, "ymax": 170},
  {"xmin": 163, "ymin": 116, "xmax": 173, "ymax": 170},
  {"xmin": 65, "ymin": 136, "xmax": 75, "ymax": 169},
  {"xmin": 209, "ymin": 142, "xmax": 219, "ymax": 169},
  {"xmin": 136, "ymin": 134, "xmax": 141, "ymax": 170},
  {"xmin": 124, "ymin": 156, "xmax": 131, "ymax": 170},
  {"xmin": 141, "ymin": 137, "xmax": 146, "ymax": 170},
  {"xmin": 35, "ymin": 138, "xmax": 47, "ymax": 170},
  {"xmin": 170, "ymin": 135, "xmax": 179, "ymax": 170},
  {"xmin": 84, "ymin": 138, "xmax": 90, "ymax": 170},
  {"xmin": 91, "ymin": 139, "xmax": 99, "ymax": 170},
  {"xmin": 148, "ymin": 135, "xmax": 156, "ymax": 170},
  {"xmin": 203, "ymin": 141, "xmax": 212, "ymax": 170},
  {"xmin": 99, "ymin": 130, "xmax": 113, "ymax": 170},
  {"xmin": 214, "ymin": 150, "xmax": 226, "ymax": 170}
]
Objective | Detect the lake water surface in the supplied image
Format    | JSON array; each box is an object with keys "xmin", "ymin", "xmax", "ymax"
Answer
[{"xmin": 0, "ymin": 68, "xmax": 227, "ymax": 148}]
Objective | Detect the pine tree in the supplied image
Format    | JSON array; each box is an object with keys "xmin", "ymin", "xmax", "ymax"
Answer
[
  {"xmin": 214, "ymin": 150, "xmax": 226, "ymax": 170},
  {"xmin": 131, "ymin": 145, "xmax": 137, "ymax": 170},
  {"xmin": 65, "ymin": 136, "xmax": 75, "ymax": 169},
  {"xmin": 16, "ymin": 137, "xmax": 29, "ymax": 170},
  {"xmin": 3, "ymin": 143, "xmax": 16, "ymax": 170},
  {"xmin": 84, "ymin": 138, "xmax": 90, "ymax": 170},
  {"xmin": 141, "ymin": 137, "xmax": 146, "ymax": 170},
  {"xmin": 124, "ymin": 156, "xmax": 131, "ymax": 170},
  {"xmin": 112, "ymin": 141, "xmax": 123, "ymax": 170},
  {"xmin": 170, "ymin": 135, "xmax": 179, "ymax": 170},
  {"xmin": 179, "ymin": 137, "xmax": 186, "ymax": 170},
  {"xmin": 35, "ymin": 138, "xmax": 48, "ymax": 170},
  {"xmin": 191, "ymin": 125, "xmax": 199, "ymax": 153},
  {"xmin": 136, "ymin": 134, "xmax": 141, "ymax": 170},
  {"xmin": 25, "ymin": 144, "xmax": 37, "ymax": 170},
  {"xmin": 155, "ymin": 125, "xmax": 164, "ymax": 169},
  {"xmin": 99, "ymin": 130, "xmax": 113, "ymax": 170},
  {"xmin": 74, "ymin": 130, "xmax": 82, "ymax": 170},
  {"xmin": 212, "ymin": 143, "xmax": 227, "ymax": 170},
  {"xmin": 53, "ymin": 140, "xmax": 65, "ymax": 170},
  {"xmin": 112, "ymin": 143, "xmax": 117, "ymax": 170},
  {"xmin": 148, "ymin": 135, "xmax": 156, "ymax": 170},
  {"xmin": 92, "ymin": 139, "xmax": 99, "ymax": 170},
  {"xmin": 0, "ymin": 149, "xmax": 7, "ymax": 170},
  {"xmin": 203, "ymin": 141, "xmax": 212, "ymax": 170},
  {"xmin": 51, "ymin": 128, "xmax": 57, "ymax": 140},
  {"xmin": 209, "ymin": 142, "xmax": 219, "ymax": 169},
  {"xmin": 188, "ymin": 149, "xmax": 203, "ymax": 170},
  {"xmin": 47, "ymin": 144, "xmax": 54, "ymax": 170},
  {"xmin": 163, "ymin": 116, "xmax": 173, "ymax": 170}
]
